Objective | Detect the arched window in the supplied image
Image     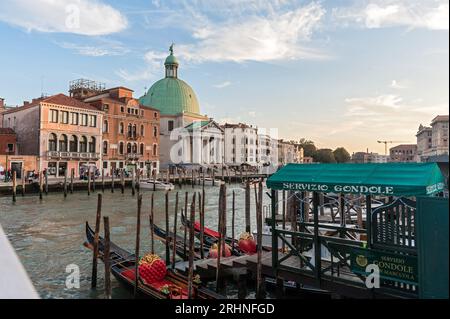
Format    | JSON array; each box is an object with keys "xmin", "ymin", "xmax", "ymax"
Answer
[
  {"xmin": 103, "ymin": 120, "xmax": 108, "ymax": 133},
  {"xmin": 127, "ymin": 143, "xmax": 132, "ymax": 154},
  {"xmin": 119, "ymin": 142, "xmax": 124, "ymax": 155},
  {"xmin": 48, "ymin": 133, "xmax": 57, "ymax": 151},
  {"xmin": 59, "ymin": 134, "xmax": 68, "ymax": 152},
  {"xmin": 89, "ymin": 137, "xmax": 96, "ymax": 153},
  {"xmin": 69, "ymin": 135, "xmax": 78, "ymax": 152},
  {"xmin": 132, "ymin": 143, "xmax": 137, "ymax": 154},
  {"xmin": 141, "ymin": 125, "xmax": 145, "ymax": 136},
  {"xmin": 140, "ymin": 143, "xmax": 144, "ymax": 155},
  {"xmin": 132, "ymin": 124, "xmax": 137, "ymax": 138},
  {"xmin": 153, "ymin": 144, "xmax": 157, "ymax": 156},
  {"xmin": 119, "ymin": 122, "xmax": 124, "ymax": 134},
  {"xmin": 103, "ymin": 141, "xmax": 108, "ymax": 155},
  {"xmin": 80, "ymin": 136, "xmax": 87, "ymax": 153},
  {"xmin": 153, "ymin": 126, "xmax": 158, "ymax": 137}
]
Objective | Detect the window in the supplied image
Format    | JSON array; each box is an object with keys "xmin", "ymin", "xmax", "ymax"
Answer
[
  {"xmin": 119, "ymin": 122, "xmax": 124, "ymax": 134},
  {"xmin": 119, "ymin": 142, "xmax": 124, "ymax": 155},
  {"xmin": 127, "ymin": 143, "xmax": 132, "ymax": 154},
  {"xmin": 88, "ymin": 137, "xmax": 96, "ymax": 153},
  {"xmin": 7, "ymin": 143, "xmax": 14, "ymax": 152},
  {"xmin": 59, "ymin": 134, "xmax": 68, "ymax": 152},
  {"xmin": 69, "ymin": 135, "xmax": 78, "ymax": 152},
  {"xmin": 140, "ymin": 110, "xmax": 144, "ymax": 117},
  {"xmin": 141, "ymin": 125, "xmax": 145, "ymax": 136},
  {"xmin": 103, "ymin": 120, "xmax": 109, "ymax": 133},
  {"xmin": 127, "ymin": 124, "xmax": 132, "ymax": 137},
  {"xmin": 103, "ymin": 141, "xmax": 108, "ymax": 155},
  {"xmin": 119, "ymin": 162, "xmax": 124, "ymax": 169},
  {"xmin": 168, "ymin": 120, "xmax": 174, "ymax": 132},
  {"xmin": 79, "ymin": 136, "xmax": 87, "ymax": 153},
  {"xmin": 127, "ymin": 108, "xmax": 131, "ymax": 114},
  {"xmin": 70, "ymin": 112, "xmax": 79, "ymax": 125},
  {"xmin": 154, "ymin": 112, "xmax": 158, "ymax": 118},
  {"xmin": 140, "ymin": 143, "xmax": 144, "ymax": 155},
  {"xmin": 153, "ymin": 126, "xmax": 157, "ymax": 137},
  {"xmin": 81, "ymin": 114, "xmax": 88, "ymax": 126},
  {"xmin": 103, "ymin": 162, "xmax": 108, "ymax": 169},
  {"xmin": 48, "ymin": 133, "xmax": 57, "ymax": 151},
  {"xmin": 132, "ymin": 125, "xmax": 137, "ymax": 138},
  {"xmin": 153, "ymin": 144, "xmax": 157, "ymax": 156},
  {"xmin": 120, "ymin": 106, "xmax": 124, "ymax": 113},
  {"xmin": 50, "ymin": 110, "xmax": 58, "ymax": 123},
  {"xmin": 89, "ymin": 115, "xmax": 97, "ymax": 127},
  {"xmin": 103, "ymin": 104, "xmax": 109, "ymax": 112},
  {"xmin": 61, "ymin": 111, "xmax": 69, "ymax": 124},
  {"xmin": 132, "ymin": 143, "xmax": 137, "ymax": 154}
]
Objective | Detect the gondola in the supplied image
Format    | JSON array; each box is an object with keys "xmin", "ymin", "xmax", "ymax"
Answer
[{"xmin": 84, "ymin": 222, "xmax": 225, "ymax": 299}]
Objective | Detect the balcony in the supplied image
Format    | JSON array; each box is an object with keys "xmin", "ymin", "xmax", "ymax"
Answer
[
  {"xmin": 125, "ymin": 153, "xmax": 143, "ymax": 160},
  {"xmin": 47, "ymin": 151, "xmax": 100, "ymax": 160}
]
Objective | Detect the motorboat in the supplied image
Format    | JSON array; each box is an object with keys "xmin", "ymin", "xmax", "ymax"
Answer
[{"xmin": 139, "ymin": 180, "xmax": 174, "ymax": 191}]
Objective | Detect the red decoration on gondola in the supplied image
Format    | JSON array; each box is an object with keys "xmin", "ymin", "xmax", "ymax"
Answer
[
  {"xmin": 138, "ymin": 254, "xmax": 167, "ymax": 284},
  {"xmin": 238, "ymin": 232, "xmax": 257, "ymax": 254},
  {"xmin": 208, "ymin": 243, "xmax": 232, "ymax": 258}
]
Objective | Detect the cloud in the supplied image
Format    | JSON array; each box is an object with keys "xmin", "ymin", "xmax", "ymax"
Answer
[
  {"xmin": 213, "ymin": 81, "xmax": 232, "ymax": 88},
  {"xmin": 333, "ymin": 0, "xmax": 449, "ymax": 31},
  {"xmin": 58, "ymin": 40, "xmax": 130, "ymax": 57},
  {"xmin": 0, "ymin": 0, "xmax": 128, "ymax": 36},
  {"xmin": 390, "ymin": 80, "xmax": 407, "ymax": 89}
]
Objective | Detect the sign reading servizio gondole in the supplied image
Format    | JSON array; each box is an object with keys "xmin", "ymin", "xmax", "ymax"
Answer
[
  {"xmin": 280, "ymin": 182, "xmax": 445, "ymax": 195},
  {"xmin": 350, "ymin": 247, "xmax": 418, "ymax": 285}
]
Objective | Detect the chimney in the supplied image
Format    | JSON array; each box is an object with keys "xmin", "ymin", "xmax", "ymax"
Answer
[
  {"xmin": 0, "ymin": 98, "xmax": 4, "ymax": 108},
  {"xmin": 24, "ymin": 101, "xmax": 30, "ymax": 106}
]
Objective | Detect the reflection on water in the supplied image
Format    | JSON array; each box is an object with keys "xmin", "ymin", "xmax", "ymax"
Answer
[{"xmin": 0, "ymin": 184, "xmax": 270, "ymax": 299}]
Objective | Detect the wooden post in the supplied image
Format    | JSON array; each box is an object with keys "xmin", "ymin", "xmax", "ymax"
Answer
[
  {"xmin": 134, "ymin": 194, "xmax": 143, "ymax": 297},
  {"xmin": 39, "ymin": 171, "xmax": 43, "ymax": 200},
  {"xmin": 150, "ymin": 192, "xmax": 155, "ymax": 254},
  {"xmin": 87, "ymin": 167, "xmax": 91, "ymax": 196},
  {"xmin": 216, "ymin": 184, "xmax": 226, "ymax": 292},
  {"xmin": 63, "ymin": 170, "xmax": 67, "ymax": 198},
  {"xmin": 199, "ymin": 191, "xmax": 204, "ymax": 259},
  {"xmin": 245, "ymin": 181, "xmax": 251, "ymax": 233},
  {"xmin": 187, "ymin": 193, "xmax": 196, "ymax": 299},
  {"xmin": 131, "ymin": 168, "xmax": 136, "ymax": 196},
  {"xmin": 91, "ymin": 194, "xmax": 102, "ymax": 288},
  {"xmin": 191, "ymin": 169, "xmax": 194, "ymax": 188},
  {"xmin": 232, "ymin": 190, "xmax": 235, "ymax": 253},
  {"xmin": 101, "ymin": 169, "xmax": 105, "ymax": 193},
  {"xmin": 92, "ymin": 168, "xmax": 96, "ymax": 192},
  {"xmin": 183, "ymin": 192, "xmax": 188, "ymax": 260},
  {"xmin": 44, "ymin": 169, "xmax": 48, "ymax": 195},
  {"xmin": 212, "ymin": 169, "xmax": 215, "ymax": 186},
  {"xmin": 21, "ymin": 169, "xmax": 25, "ymax": 197},
  {"xmin": 121, "ymin": 169, "xmax": 125, "ymax": 194},
  {"xmin": 172, "ymin": 192, "xmax": 179, "ymax": 269},
  {"xmin": 103, "ymin": 216, "xmax": 111, "ymax": 299},
  {"xmin": 111, "ymin": 169, "xmax": 115, "ymax": 193},
  {"xmin": 165, "ymin": 191, "xmax": 170, "ymax": 266},
  {"xmin": 313, "ymin": 192, "xmax": 321, "ymax": 286},
  {"xmin": 70, "ymin": 168, "xmax": 74, "ymax": 194},
  {"xmin": 256, "ymin": 180, "xmax": 264, "ymax": 299},
  {"xmin": 12, "ymin": 170, "xmax": 17, "ymax": 202}
]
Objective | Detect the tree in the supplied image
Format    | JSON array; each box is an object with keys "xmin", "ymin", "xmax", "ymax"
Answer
[
  {"xmin": 333, "ymin": 147, "xmax": 351, "ymax": 163},
  {"xmin": 298, "ymin": 138, "xmax": 317, "ymax": 157},
  {"xmin": 313, "ymin": 148, "xmax": 336, "ymax": 163}
]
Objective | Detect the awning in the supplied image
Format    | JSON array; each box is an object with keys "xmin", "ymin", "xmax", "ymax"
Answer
[{"xmin": 266, "ymin": 163, "xmax": 445, "ymax": 197}]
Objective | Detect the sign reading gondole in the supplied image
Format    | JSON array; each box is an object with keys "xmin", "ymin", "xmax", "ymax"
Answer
[{"xmin": 350, "ymin": 247, "xmax": 418, "ymax": 285}]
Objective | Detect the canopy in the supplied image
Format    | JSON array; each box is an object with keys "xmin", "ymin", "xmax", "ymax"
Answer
[{"xmin": 266, "ymin": 163, "xmax": 445, "ymax": 197}]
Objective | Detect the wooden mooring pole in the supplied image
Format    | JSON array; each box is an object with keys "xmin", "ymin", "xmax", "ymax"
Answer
[
  {"xmin": 232, "ymin": 190, "xmax": 235, "ymax": 252},
  {"xmin": 63, "ymin": 170, "xmax": 67, "ymax": 198},
  {"xmin": 101, "ymin": 169, "xmax": 105, "ymax": 193},
  {"xmin": 121, "ymin": 169, "xmax": 125, "ymax": 194},
  {"xmin": 172, "ymin": 192, "xmax": 179, "ymax": 270},
  {"xmin": 39, "ymin": 171, "xmax": 43, "ymax": 200},
  {"xmin": 216, "ymin": 184, "xmax": 226, "ymax": 292},
  {"xmin": 12, "ymin": 170, "xmax": 17, "ymax": 202},
  {"xmin": 111, "ymin": 169, "xmax": 115, "ymax": 193},
  {"xmin": 187, "ymin": 193, "xmax": 196, "ymax": 299},
  {"xmin": 103, "ymin": 216, "xmax": 111, "ymax": 299},
  {"xmin": 70, "ymin": 168, "xmax": 74, "ymax": 194},
  {"xmin": 150, "ymin": 192, "xmax": 155, "ymax": 254},
  {"xmin": 44, "ymin": 169, "xmax": 48, "ymax": 195},
  {"xmin": 256, "ymin": 180, "xmax": 264, "ymax": 299},
  {"xmin": 91, "ymin": 193, "xmax": 102, "ymax": 288},
  {"xmin": 245, "ymin": 181, "xmax": 251, "ymax": 233},
  {"xmin": 165, "ymin": 191, "xmax": 170, "ymax": 266},
  {"xmin": 87, "ymin": 168, "xmax": 91, "ymax": 196},
  {"xmin": 183, "ymin": 192, "xmax": 188, "ymax": 259},
  {"xmin": 21, "ymin": 169, "xmax": 25, "ymax": 197},
  {"xmin": 198, "ymin": 191, "xmax": 204, "ymax": 259},
  {"xmin": 134, "ymin": 194, "xmax": 143, "ymax": 297},
  {"xmin": 131, "ymin": 168, "xmax": 136, "ymax": 196}
]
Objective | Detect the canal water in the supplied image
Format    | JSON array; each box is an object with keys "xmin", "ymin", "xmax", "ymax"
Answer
[{"xmin": 0, "ymin": 183, "xmax": 271, "ymax": 299}]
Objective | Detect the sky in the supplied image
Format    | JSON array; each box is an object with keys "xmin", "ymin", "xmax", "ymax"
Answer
[{"xmin": 0, "ymin": 0, "xmax": 448, "ymax": 154}]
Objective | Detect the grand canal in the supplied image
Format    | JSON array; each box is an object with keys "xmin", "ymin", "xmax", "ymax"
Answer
[{"xmin": 0, "ymin": 183, "xmax": 270, "ymax": 299}]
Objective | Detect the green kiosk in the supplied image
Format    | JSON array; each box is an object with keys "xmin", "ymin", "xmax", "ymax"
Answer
[{"xmin": 267, "ymin": 162, "xmax": 448, "ymax": 298}]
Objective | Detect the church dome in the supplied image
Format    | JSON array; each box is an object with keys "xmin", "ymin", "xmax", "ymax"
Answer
[
  {"xmin": 140, "ymin": 45, "xmax": 200, "ymax": 116},
  {"xmin": 140, "ymin": 78, "xmax": 200, "ymax": 115}
]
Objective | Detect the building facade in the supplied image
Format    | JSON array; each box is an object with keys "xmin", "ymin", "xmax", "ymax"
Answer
[
  {"xmin": 1, "ymin": 94, "xmax": 103, "ymax": 177},
  {"xmin": 416, "ymin": 124, "xmax": 433, "ymax": 161},
  {"xmin": 416, "ymin": 115, "xmax": 449, "ymax": 162},
  {"xmin": 223, "ymin": 123, "xmax": 259, "ymax": 168},
  {"xmin": 278, "ymin": 139, "xmax": 296, "ymax": 165},
  {"xmin": 82, "ymin": 85, "xmax": 160, "ymax": 176},
  {"xmin": 0, "ymin": 128, "xmax": 17, "ymax": 155},
  {"xmin": 389, "ymin": 144, "xmax": 418, "ymax": 162}
]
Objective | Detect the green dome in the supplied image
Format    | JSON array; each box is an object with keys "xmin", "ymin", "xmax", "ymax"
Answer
[
  {"xmin": 139, "ymin": 77, "xmax": 200, "ymax": 115},
  {"xmin": 165, "ymin": 54, "xmax": 179, "ymax": 65}
]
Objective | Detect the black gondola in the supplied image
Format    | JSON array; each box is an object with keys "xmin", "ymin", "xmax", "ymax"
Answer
[{"xmin": 84, "ymin": 222, "xmax": 225, "ymax": 299}]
